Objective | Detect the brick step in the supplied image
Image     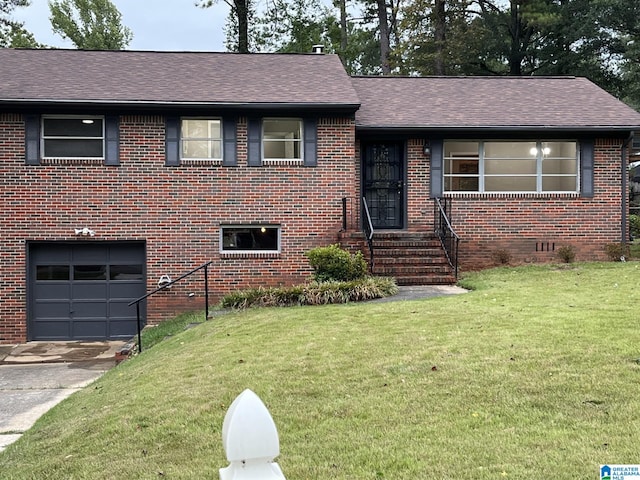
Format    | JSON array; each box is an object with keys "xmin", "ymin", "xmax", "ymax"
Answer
[
  {"xmin": 374, "ymin": 256, "xmax": 450, "ymax": 266},
  {"xmin": 374, "ymin": 264, "xmax": 452, "ymax": 275},
  {"xmin": 340, "ymin": 231, "xmax": 456, "ymax": 285},
  {"xmin": 374, "ymin": 241, "xmax": 442, "ymax": 249},
  {"xmin": 374, "ymin": 247, "xmax": 444, "ymax": 257},
  {"xmin": 395, "ymin": 275, "xmax": 457, "ymax": 286}
]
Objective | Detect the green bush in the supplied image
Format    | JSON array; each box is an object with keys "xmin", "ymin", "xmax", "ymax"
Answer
[
  {"xmin": 556, "ymin": 245, "xmax": 576, "ymax": 263},
  {"xmin": 630, "ymin": 214, "xmax": 640, "ymax": 239},
  {"xmin": 604, "ymin": 243, "xmax": 630, "ymax": 261},
  {"xmin": 305, "ymin": 244, "xmax": 367, "ymax": 282},
  {"xmin": 220, "ymin": 276, "xmax": 398, "ymax": 309}
]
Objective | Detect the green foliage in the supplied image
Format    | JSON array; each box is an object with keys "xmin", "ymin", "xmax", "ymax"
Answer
[
  {"xmin": 245, "ymin": 0, "xmax": 640, "ymax": 107},
  {"xmin": 556, "ymin": 245, "xmax": 576, "ymax": 263},
  {"xmin": 49, "ymin": 0, "xmax": 132, "ymax": 50},
  {"xmin": 140, "ymin": 310, "xmax": 207, "ymax": 349},
  {"xmin": 305, "ymin": 244, "xmax": 367, "ymax": 282},
  {"xmin": 220, "ymin": 276, "xmax": 398, "ymax": 308},
  {"xmin": 491, "ymin": 248, "xmax": 511, "ymax": 265},
  {"xmin": 0, "ymin": 0, "xmax": 41, "ymax": 47},
  {"xmin": 630, "ymin": 214, "xmax": 640, "ymax": 238},
  {"xmin": 604, "ymin": 242, "xmax": 631, "ymax": 261}
]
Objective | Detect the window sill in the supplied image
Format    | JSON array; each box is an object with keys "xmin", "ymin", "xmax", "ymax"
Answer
[
  {"xmin": 444, "ymin": 192, "xmax": 581, "ymax": 199},
  {"xmin": 221, "ymin": 251, "xmax": 280, "ymax": 259},
  {"xmin": 180, "ymin": 158, "xmax": 223, "ymax": 166},
  {"xmin": 41, "ymin": 157, "xmax": 104, "ymax": 165},
  {"xmin": 262, "ymin": 159, "xmax": 303, "ymax": 166}
]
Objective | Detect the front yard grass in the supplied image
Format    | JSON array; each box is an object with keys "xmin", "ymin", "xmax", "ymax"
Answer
[{"xmin": 1, "ymin": 262, "xmax": 639, "ymax": 479}]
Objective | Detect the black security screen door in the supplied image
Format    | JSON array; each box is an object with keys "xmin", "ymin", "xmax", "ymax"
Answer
[{"xmin": 363, "ymin": 142, "xmax": 405, "ymax": 229}]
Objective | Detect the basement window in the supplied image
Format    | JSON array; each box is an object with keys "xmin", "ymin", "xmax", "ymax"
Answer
[{"xmin": 220, "ymin": 226, "xmax": 280, "ymax": 253}]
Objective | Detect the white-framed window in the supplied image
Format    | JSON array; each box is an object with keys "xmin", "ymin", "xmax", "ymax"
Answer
[
  {"xmin": 41, "ymin": 116, "xmax": 104, "ymax": 159},
  {"xmin": 181, "ymin": 118, "xmax": 222, "ymax": 160},
  {"xmin": 444, "ymin": 140, "xmax": 578, "ymax": 193},
  {"xmin": 262, "ymin": 118, "xmax": 303, "ymax": 161},
  {"xmin": 220, "ymin": 225, "xmax": 280, "ymax": 253}
]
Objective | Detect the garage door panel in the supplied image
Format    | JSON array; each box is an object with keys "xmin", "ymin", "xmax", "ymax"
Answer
[
  {"xmin": 72, "ymin": 321, "xmax": 107, "ymax": 339},
  {"xmin": 32, "ymin": 246, "xmax": 71, "ymax": 263},
  {"xmin": 72, "ymin": 247, "xmax": 108, "ymax": 263},
  {"xmin": 108, "ymin": 320, "xmax": 138, "ymax": 337},
  {"xmin": 109, "ymin": 282, "xmax": 143, "ymax": 297},
  {"xmin": 72, "ymin": 301, "xmax": 108, "ymax": 318},
  {"xmin": 109, "ymin": 300, "xmax": 138, "ymax": 318},
  {"xmin": 32, "ymin": 321, "xmax": 70, "ymax": 339},
  {"xmin": 72, "ymin": 283, "xmax": 108, "ymax": 298},
  {"xmin": 110, "ymin": 245, "xmax": 146, "ymax": 263},
  {"xmin": 34, "ymin": 302, "xmax": 71, "ymax": 319},
  {"xmin": 33, "ymin": 284, "xmax": 70, "ymax": 300}
]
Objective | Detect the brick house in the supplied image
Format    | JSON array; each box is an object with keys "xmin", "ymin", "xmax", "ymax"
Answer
[{"xmin": 1, "ymin": 48, "xmax": 639, "ymax": 343}]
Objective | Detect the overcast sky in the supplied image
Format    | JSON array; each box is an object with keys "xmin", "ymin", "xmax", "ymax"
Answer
[{"xmin": 13, "ymin": 0, "xmax": 229, "ymax": 51}]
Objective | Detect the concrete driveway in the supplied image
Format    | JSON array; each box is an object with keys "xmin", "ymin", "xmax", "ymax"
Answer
[{"xmin": 0, "ymin": 341, "xmax": 126, "ymax": 452}]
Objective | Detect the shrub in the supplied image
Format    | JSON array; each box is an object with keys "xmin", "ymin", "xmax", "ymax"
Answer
[
  {"xmin": 305, "ymin": 244, "xmax": 367, "ymax": 282},
  {"xmin": 491, "ymin": 249, "xmax": 511, "ymax": 265},
  {"xmin": 219, "ymin": 277, "xmax": 398, "ymax": 309},
  {"xmin": 556, "ymin": 245, "xmax": 576, "ymax": 263},
  {"xmin": 604, "ymin": 243, "xmax": 630, "ymax": 262},
  {"xmin": 630, "ymin": 214, "xmax": 640, "ymax": 239}
]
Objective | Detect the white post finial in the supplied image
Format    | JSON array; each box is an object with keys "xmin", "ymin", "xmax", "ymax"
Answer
[{"xmin": 220, "ymin": 389, "xmax": 286, "ymax": 480}]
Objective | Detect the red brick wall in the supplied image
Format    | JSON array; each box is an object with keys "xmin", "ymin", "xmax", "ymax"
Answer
[
  {"xmin": 352, "ymin": 136, "xmax": 626, "ymax": 272},
  {"xmin": 433, "ymin": 138, "xmax": 626, "ymax": 270},
  {"xmin": 0, "ymin": 113, "xmax": 356, "ymax": 343}
]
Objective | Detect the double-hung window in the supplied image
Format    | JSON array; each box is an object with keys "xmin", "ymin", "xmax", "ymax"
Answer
[
  {"xmin": 262, "ymin": 118, "xmax": 303, "ymax": 161},
  {"xmin": 42, "ymin": 116, "xmax": 104, "ymax": 159},
  {"xmin": 181, "ymin": 118, "xmax": 222, "ymax": 160},
  {"xmin": 444, "ymin": 140, "xmax": 578, "ymax": 193}
]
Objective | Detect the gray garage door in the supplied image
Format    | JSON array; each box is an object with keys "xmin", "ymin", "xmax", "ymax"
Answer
[{"xmin": 28, "ymin": 242, "xmax": 146, "ymax": 341}]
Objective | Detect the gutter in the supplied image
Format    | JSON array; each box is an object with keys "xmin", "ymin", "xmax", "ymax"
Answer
[
  {"xmin": 0, "ymin": 98, "xmax": 361, "ymax": 115},
  {"xmin": 622, "ymin": 132, "xmax": 634, "ymax": 244}
]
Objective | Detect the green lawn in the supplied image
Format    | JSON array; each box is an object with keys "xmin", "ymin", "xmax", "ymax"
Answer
[{"xmin": 1, "ymin": 263, "xmax": 639, "ymax": 479}]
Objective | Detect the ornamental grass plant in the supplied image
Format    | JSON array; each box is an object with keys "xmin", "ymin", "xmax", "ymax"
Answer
[{"xmin": 1, "ymin": 263, "xmax": 639, "ymax": 479}]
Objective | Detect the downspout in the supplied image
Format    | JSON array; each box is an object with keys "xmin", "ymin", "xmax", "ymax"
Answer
[{"xmin": 621, "ymin": 132, "xmax": 634, "ymax": 244}]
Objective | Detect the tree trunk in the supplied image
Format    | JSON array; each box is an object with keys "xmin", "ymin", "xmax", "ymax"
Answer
[
  {"xmin": 433, "ymin": 0, "xmax": 446, "ymax": 75},
  {"xmin": 339, "ymin": 0, "xmax": 347, "ymax": 54},
  {"xmin": 377, "ymin": 0, "xmax": 391, "ymax": 74},
  {"xmin": 235, "ymin": 0, "xmax": 249, "ymax": 53},
  {"xmin": 508, "ymin": 0, "xmax": 522, "ymax": 75}
]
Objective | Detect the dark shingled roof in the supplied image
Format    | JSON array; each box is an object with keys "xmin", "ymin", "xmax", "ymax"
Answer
[
  {"xmin": 0, "ymin": 49, "xmax": 360, "ymax": 109},
  {"xmin": 351, "ymin": 76, "xmax": 640, "ymax": 131}
]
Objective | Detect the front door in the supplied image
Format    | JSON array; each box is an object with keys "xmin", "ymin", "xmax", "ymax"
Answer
[{"xmin": 363, "ymin": 142, "xmax": 405, "ymax": 229}]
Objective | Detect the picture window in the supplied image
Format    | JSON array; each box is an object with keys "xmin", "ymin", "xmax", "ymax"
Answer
[{"xmin": 221, "ymin": 226, "xmax": 280, "ymax": 252}]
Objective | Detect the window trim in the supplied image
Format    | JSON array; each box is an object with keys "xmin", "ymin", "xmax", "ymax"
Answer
[
  {"xmin": 261, "ymin": 117, "xmax": 304, "ymax": 163},
  {"xmin": 219, "ymin": 225, "xmax": 281, "ymax": 255},
  {"xmin": 41, "ymin": 115, "xmax": 105, "ymax": 160},
  {"xmin": 180, "ymin": 117, "xmax": 223, "ymax": 162},
  {"xmin": 443, "ymin": 140, "xmax": 580, "ymax": 194}
]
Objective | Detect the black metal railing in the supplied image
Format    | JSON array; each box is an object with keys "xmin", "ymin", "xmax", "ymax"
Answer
[
  {"xmin": 128, "ymin": 261, "xmax": 213, "ymax": 353},
  {"xmin": 362, "ymin": 196, "xmax": 375, "ymax": 272},
  {"xmin": 434, "ymin": 197, "xmax": 460, "ymax": 279}
]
